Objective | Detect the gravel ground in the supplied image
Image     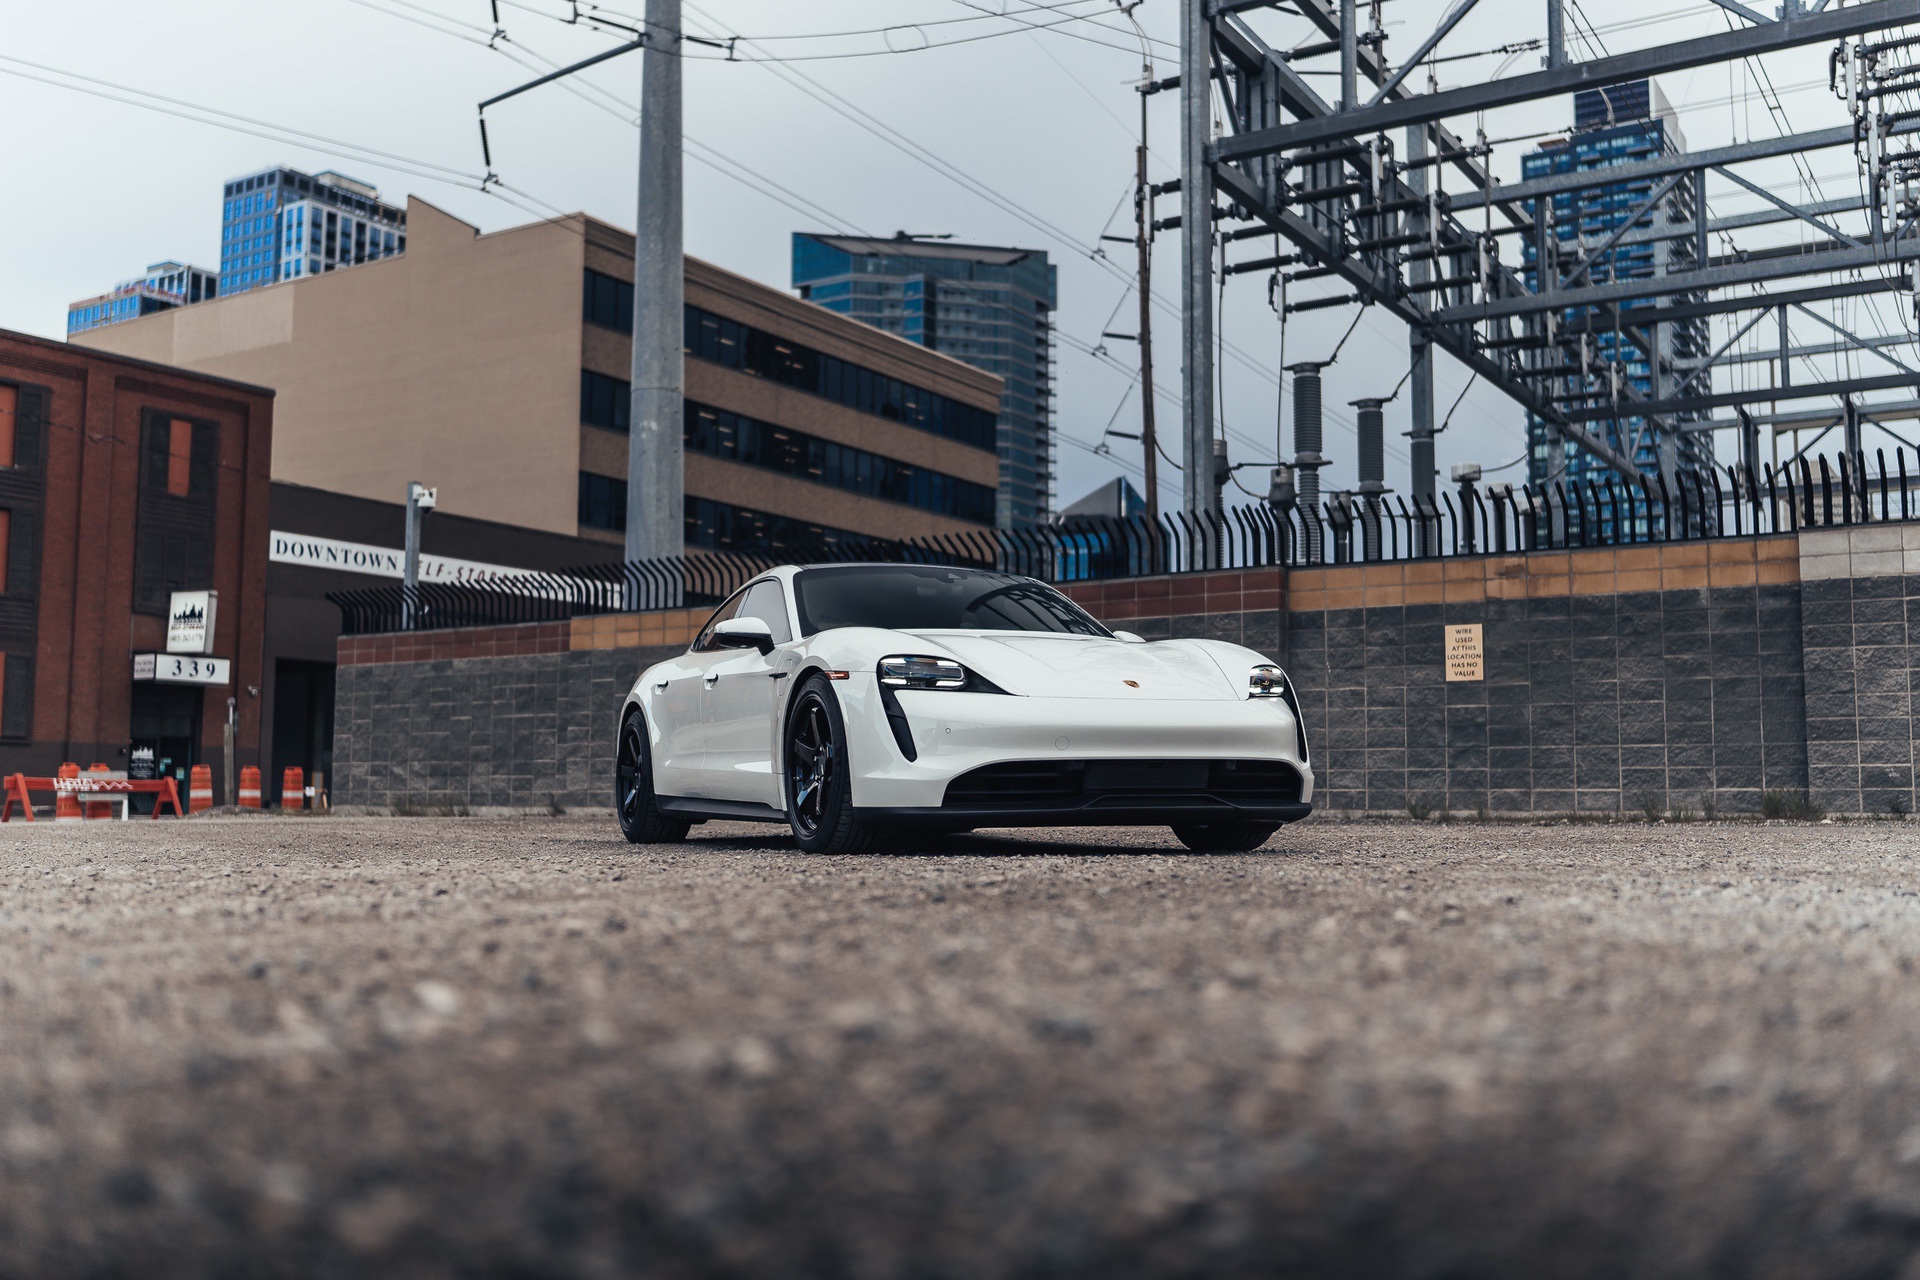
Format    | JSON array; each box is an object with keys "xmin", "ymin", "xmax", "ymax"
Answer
[{"xmin": 4, "ymin": 815, "xmax": 1920, "ymax": 1278}]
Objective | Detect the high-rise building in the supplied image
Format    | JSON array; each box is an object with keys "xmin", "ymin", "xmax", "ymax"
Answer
[
  {"xmin": 67, "ymin": 261, "xmax": 218, "ymax": 335},
  {"xmin": 220, "ymin": 167, "xmax": 406, "ymax": 296},
  {"xmin": 792, "ymin": 233, "xmax": 1057, "ymax": 527},
  {"xmin": 1522, "ymin": 81, "xmax": 1712, "ymax": 490}
]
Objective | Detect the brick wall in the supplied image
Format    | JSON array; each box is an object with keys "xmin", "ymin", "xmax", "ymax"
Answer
[{"xmin": 1060, "ymin": 567, "xmax": 1284, "ymax": 654}]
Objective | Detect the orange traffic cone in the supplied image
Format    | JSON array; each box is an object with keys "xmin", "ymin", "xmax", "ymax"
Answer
[
  {"xmin": 238, "ymin": 766, "xmax": 262, "ymax": 809},
  {"xmin": 54, "ymin": 762, "xmax": 81, "ymax": 822},
  {"xmin": 188, "ymin": 764, "xmax": 213, "ymax": 814},
  {"xmin": 85, "ymin": 763, "xmax": 113, "ymax": 819},
  {"xmin": 280, "ymin": 767, "xmax": 305, "ymax": 811}
]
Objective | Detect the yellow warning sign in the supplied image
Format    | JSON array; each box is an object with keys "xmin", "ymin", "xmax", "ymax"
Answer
[{"xmin": 1445, "ymin": 624, "xmax": 1484, "ymax": 682}]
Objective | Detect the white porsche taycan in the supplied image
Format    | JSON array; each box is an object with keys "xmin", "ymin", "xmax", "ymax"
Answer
[{"xmin": 615, "ymin": 563, "xmax": 1314, "ymax": 853}]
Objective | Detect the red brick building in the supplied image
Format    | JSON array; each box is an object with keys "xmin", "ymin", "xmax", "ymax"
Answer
[{"xmin": 0, "ymin": 328, "xmax": 272, "ymax": 793}]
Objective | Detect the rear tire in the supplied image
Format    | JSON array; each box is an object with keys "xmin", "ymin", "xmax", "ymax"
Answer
[
  {"xmin": 785, "ymin": 675, "xmax": 886, "ymax": 855},
  {"xmin": 616, "ymin": 710, "xmax": 691, "ymax": 845},
  {"xmin": 1171, "ymin": 820, "xmax": 1280, "ymax": 852}
]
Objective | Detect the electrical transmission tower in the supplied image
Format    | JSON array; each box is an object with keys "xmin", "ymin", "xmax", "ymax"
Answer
[{"xmin": 1178, "ymin": 0, "xmax": 1920, "ymax": 522}]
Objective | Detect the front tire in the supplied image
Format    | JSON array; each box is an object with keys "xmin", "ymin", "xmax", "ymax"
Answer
[
  {"xmin": 1171, "ymin": 820, "xmax": 1280, "ymax": 852},
  {"xmin": 785, "ymin": 675, "xmax": 885, "ymax": 855},
  {"xmin": 616, "ymin": 710, "xmax": 691, "ymax": 844}
]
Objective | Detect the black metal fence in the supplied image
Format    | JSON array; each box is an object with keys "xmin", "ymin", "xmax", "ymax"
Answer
[{"xmin": 332, "ymin": 449, "xmax": 1917, "ymax": 636}]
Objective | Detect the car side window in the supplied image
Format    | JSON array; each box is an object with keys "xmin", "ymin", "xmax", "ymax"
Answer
[
  {"xmin": 736, "ymin": 580, "xmax": 793, "ymax": 645},
  {"xmin": 692, "ymin": 588, "xmax": 748, "ymax": 652}
]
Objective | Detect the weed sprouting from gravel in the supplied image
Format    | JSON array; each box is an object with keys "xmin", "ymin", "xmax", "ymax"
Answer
[
  {"xmin": 1761, "ymin": 789, "xmax": 1826, "ymax": 821},
  {"xmin": 1406, "ymin": 798, "xmax": 1434, "ymax": 821},
  {"xmin": 392, "ymin": 799, "xmax": 471, "ymax": 818}
]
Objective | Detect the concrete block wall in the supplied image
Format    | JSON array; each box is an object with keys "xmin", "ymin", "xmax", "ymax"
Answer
[
  {"xmin": 334, "ymin": 612, "xmax": 698, "ymax": 812},
  {"xmin": 1279, "ymin": 541, "xmax": 1808, "ymax": 816},
  {"xmin": 1797, "ymin": 525, "xmax": 1920, "ymax": 816},
  {"xmin": 333, "ymin": 532, "xmax": 1920, "ymax": 816}
]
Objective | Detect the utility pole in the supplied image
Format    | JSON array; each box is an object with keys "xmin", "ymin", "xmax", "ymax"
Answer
[
  {"xmin": 1135, "ymin": 80, "xmax": 1160, "ymax": 526},
  {"xmin": 1339, "ymin": 0, "xmax": 1358, "ymax": 110},
  {"xmin": 1180, "ymin": 0, "xmax": 1217, "ymax": 517},
  {"xmin": 402, "ymin": 480, "xmax": 436, "ymax": 629},
  {"xmin": 1405, "ymin": 124, "xmax": 1437, "ymax": 507},
  {"xmin": 627, "ymin": 0, "xmax": 686, "ymax": 567}
]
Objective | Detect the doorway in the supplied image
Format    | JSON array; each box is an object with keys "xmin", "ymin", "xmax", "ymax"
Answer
[
  {"xmin": 130, "ymin": 683, "xmax": 203, "ymax": 790},
  {"xmin": 271, "ymin": 660, "xmax": 335, "ymax": 806}
]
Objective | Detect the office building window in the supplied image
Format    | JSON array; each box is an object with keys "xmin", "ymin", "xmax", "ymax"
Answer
[
  {"xmin": 684, "ymin": 305, "xmax": 996, "ymax": 451},
  {"xmin": 685, "ymin": 498, "xmax": 865, "ymax": 554},
  {"xmin": 686, "ymin": 402, "xmax": 993, "ymax": 525},
  {"xmin": 0, "ymin": 382, "xmax": 44, "ymax": 470},
  {"xmin": 140, "ymin": 413, "xmax": 216, "ymax": 500},
  {"xmin": 583, "ymin": 269, "xmax": 635, "ymax": 333},
  {"xmin": 2, "ymin": 507, "xmax": 34, "ymax": 599},
  {"xmin": 578, "ymin": 472, "xmax": 627, "ymax": 531},
  {"xmin": 0, "ymin": 654, "xmax": 29, "ymax": 740},
  {"xmin": 134, "ymin": 411, "xmax": 218, "ymax": 615},
  {"xmin": 580, "ymin": 370, "xmax": 630, "ymax": 433}
]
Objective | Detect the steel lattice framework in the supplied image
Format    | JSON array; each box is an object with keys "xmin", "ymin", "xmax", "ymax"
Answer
[{"xmin": 1178, "ymin": 0, "xmax": 1920, "ymax": 514}]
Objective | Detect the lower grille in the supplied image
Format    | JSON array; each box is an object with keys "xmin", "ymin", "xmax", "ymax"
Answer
[{"xmin": 942, "ymin": 759, "xmax": 1303, "ymax": 810}]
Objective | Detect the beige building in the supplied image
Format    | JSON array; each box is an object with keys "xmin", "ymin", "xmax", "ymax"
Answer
[{"xmin": 75, "ymin": 198, "xmax": 1004, "ymax": 551}]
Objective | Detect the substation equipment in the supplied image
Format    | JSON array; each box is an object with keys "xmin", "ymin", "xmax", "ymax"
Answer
[{"xmin": 1172, "ymin": 0, "xmax": 1920, "ymax": 544}]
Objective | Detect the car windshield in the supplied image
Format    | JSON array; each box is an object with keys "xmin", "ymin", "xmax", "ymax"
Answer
[{"xmin": 792, "ymin": 565, "xmax": 1110, "ymax": 637}]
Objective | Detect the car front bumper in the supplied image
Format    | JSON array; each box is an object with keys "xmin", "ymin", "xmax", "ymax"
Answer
[{"xmin": 837, "ymin": 677, "xmax": 1314, "ymax": 820}]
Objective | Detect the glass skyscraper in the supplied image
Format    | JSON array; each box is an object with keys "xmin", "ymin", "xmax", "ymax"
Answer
[
  {"xmin": 1522, "ymin": 81, "xmax": 1712, "ymax": 490},
  {"xmin": 221, "ymin": 167, "xmax": 406, "ymax": 296},
  {"xmin": 67, "ymin": 261, "xmax": 218, "ymax": 335},
  {"xmin": 792, "ymin": 233, "xmax": 1057, "ymax": 527}
]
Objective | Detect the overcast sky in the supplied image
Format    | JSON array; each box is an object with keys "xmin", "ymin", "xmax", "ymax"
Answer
[{"xmin": 1, "ymin": 0, "xmax": 1888, "ymax": 512}]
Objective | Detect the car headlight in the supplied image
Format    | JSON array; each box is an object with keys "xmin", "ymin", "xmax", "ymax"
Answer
[
  {"xmin": 878, "ymin": 655, "xmax": 968, "ymax": 690},
  {"xmin": 1249, "ymin": 664, "xmax": 1290, "ymax": 697}
]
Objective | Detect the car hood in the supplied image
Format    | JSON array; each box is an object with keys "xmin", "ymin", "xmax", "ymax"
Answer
[{"xmin": 900, "ymin": 631, "xmax": 1241, "ymax": 700}]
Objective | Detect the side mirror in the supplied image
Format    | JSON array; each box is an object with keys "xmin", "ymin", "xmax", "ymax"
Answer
[
  {"xmin": 714, "ymin": 617, "xmax": 775, "ymax": 654},
  {"xmin": 1112, "ymin": 630, "xmax": 1146, "ymax": 644}
]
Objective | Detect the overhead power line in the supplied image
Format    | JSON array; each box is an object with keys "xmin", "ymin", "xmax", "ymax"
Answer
[
  {"xmin": 0, "ymin": 52, "xmax": 484, "ymax": 188},
  {"xmin": 675, "ymin": 1, "xmax": 1288, "ymax": 390}
]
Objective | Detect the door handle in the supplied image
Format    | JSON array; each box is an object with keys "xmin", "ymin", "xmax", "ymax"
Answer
[
  {"xmin": 704, "ymin": 673, "xmax": 720, "ymax": 685},
  {"xmin": 653, "ymin": 680, "xmax": 668, "ymax": 691}
]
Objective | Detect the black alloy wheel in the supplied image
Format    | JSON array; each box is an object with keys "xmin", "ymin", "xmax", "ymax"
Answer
[
  {"xmin": 1170, "ymin": 820, "xmax": 1281, "ymax": 853},
  {"xmin": 616, "ymin": 711, "xmax": 691, "ymax": 845},
  {"xmin": 785, "ymin": 675, "xmax": 882, "ymax": 855}
]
